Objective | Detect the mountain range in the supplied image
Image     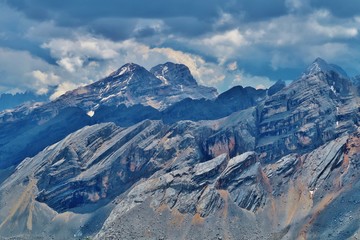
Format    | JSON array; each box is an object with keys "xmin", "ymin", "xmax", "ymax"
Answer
[
  {"xmin": 0, "ymin": 91, "xmax": 53, "ymax": 112},
  {"xmin": 0, "ymin": 58, "xmax": 359, "ymax": 240}
]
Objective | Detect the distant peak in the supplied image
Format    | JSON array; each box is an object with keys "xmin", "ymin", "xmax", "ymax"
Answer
[
  {"xmin": 274, "ymin": 79, "xmax": 286, "ymax": 85},
  {"xmin": 304, "ymin": 58, "xmax": 348, "ymax": 78},
  {"xmin": 151, "ymin": 62, "xmax": 189, "ymax": 73},
  {"xmin": 307, "ymin": 58, "xmax": 330, "ymax": 74},
  {"xmin": 109, "ymin": 63, "xmax": 146, "ymax": 78},
  {"xmin": 150, "ymin": 62, "xmax": 198, "ymax": 86},
  {"xmin": 314, "ymin": 57, "xmax": 327, "ymax": 64},
  {"xmin": 163, "ymin": 62, "xmax": 187, "ymax": 69},
  {"xmin": 268, "ymin": 79, "xmax": 286, "ymax": 96}
]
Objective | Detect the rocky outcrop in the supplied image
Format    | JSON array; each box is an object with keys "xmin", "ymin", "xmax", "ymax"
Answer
[
  {"xmin": 202, "ymin": 107, "xmax": 257, "ymax": 159},
  {"xmin": 0, "ymin": 105, "xmax": 258, "ymax": 238},
  {"xmin": 257, "ymin": 58, "xmax": 359, "ymax": 163},
  {"xmin": 95, "ymin": 151, "xmax": 268, "ymax": 240},
  {"xmin": 163, "ymin": 86, "xmax": 266, "ymax": 123},
  {"xmin": 351, "ymin": 75, "xmax": 360, "ymax": 95},
  {"xmin": 268, "ymin": 79, "xmax": 286, "ymax": 96}
]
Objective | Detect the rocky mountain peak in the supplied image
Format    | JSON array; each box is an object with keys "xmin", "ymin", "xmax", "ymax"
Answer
[
  {"xmin": 109, "ymin": 63, "xmax": 145, "ymax": 78},
  {"xmin": 107, "ymin": 63, "xmax": 154, "ymax": 83},
  {"xmin": 257, "ymin": 58, "xmax": 358, "ymax": 163},
  {"xmin": 303, "ymin": 57, "xmax": 348, "ymax": 79},
  {"xmin": 150, "ymin": 62, "xmax": 198, "ymax": 86}
]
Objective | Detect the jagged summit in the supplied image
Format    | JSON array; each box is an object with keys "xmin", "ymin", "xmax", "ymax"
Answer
[
  {"xmin": 108, "ymin": 63, "xmax": 146, "ymax": 78},
  {"xmin": 51, "ymin": 62, "xmax": 217, "ymax": 111},
  {"xmin": 304, "ymin": 57, "xmax": 348, "ymax": 79},
  {"xmin": 150, "ymin": 62, "xmax": 198, "ymax": 86}
]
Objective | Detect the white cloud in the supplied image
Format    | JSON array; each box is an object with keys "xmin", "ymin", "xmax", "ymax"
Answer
[
  {"xmin": 227, "ymin": 61, "xmax": 238, "ymax": 71},
  {"xmin": 203, "ymin": 29, "xmax": 246, "ymax": 46},
  {"xmin": 50, "ymin": 82, "xmax": 82, "ymax": 100},
  {"xmin": 31, "ymin": 70, "xmax": 60, "ymax": 85},
  {"xmin": 57, "ymin": 57, "xmax": 84, "ymax": 73},
  {"xmin": 256, "ymin": 84, "xmax": 266, "ymax": 90},
  {"xmin": 231, "ymin": 70, "xmax": 274, "ymax": 89},
  {"xmin": 0, "ymin": 48, "xmax": 58, "ymax": 93},
  {"xmin": 31, "ymin": 70, "xmax": 60, "ymax": 94},
  {"xmin": 151, "ymin": 47, "xmax": 225, "ymax": 85},
  {"xmin": 197, "ymin": 29, "xmax": 248, "ymax": 64},
  {"xmin": 243, "ymin": 10, "xmax": 359, "ymax": 48},
  {"xmin": 181, "ymin": 9, "xmax": 359, "ymax": 74},
  {"xmin": 214, "ymin": 12, "xmax": 234, "ymax": 28},
  {"xmin": 285, "ymin": 0, "xmax": 310, "ymax": 13}
]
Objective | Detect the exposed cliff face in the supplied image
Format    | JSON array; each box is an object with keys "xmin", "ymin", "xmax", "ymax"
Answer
[
  {"xmin": 162, "ymin": 86, "xmax": 266, "ymax": 123},
  {"xmin": 94, "ymin": 129, "xmax": 360, "ymax": 240},
  {"xmin": 95, "ymin": 151, "xmax": 269, "ymax": 240},
  {"xmin": 352, "ymin": 75, "xmax": 360, "ymax": 94},
  {"xmin": 0, "ymin": 107, "xmax": 258, "ymax": 239},
  {"xmin": 257, "ymin": 58, "xmax": 359, "ymax": 163}
]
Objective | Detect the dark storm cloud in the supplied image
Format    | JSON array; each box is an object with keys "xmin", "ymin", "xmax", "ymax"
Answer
[
  {"xmin": 89, "ymin": 18, "xmax": 138, "ymax": 40},
  {"xmin": 164, "ymin": 17, "xmax": 213, "ymax": 37},
  {"xmin": 6, "ymin": 0, "xmax": 221, "ymax": 22},
  {"xmin": 0, "ymin": 38, "xmax": 56, "ymax": 64},
  {"xmin": 4, "ymin": 0, "xmax": 292, "ymax": 39},
  {"xmin": 4, "ymin": 0, "xmax": 359, "ymax": 42},
  {"xmin": 226, "ymin": 0, "xmax": 288, "ymax": 21},
  {"xmin": 133, "ymin": 27, "xmax": 158, "ymax": 38}
]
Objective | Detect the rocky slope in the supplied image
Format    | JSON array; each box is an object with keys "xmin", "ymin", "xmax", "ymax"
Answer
[
  {"xmin": 0, "ymin": 108, "xmax": 257, "ymax": 239},
  {"xmin": 0, "ymin": 62, "xmax": 218, "ymax": 168},
  {"xmin": 0, "ymin": 58, "xmax": 359, "ymax": 240},
  {"xmin": 352, "ymin": 75, "xmax": 360, "ymax": 94},
  {"xmin": 257, "ymin": 58, "xmax": 359, "ymax": 163},
  {"xmin": 94, "ymin": 129, "xmax": 360, "ymax": 240}
]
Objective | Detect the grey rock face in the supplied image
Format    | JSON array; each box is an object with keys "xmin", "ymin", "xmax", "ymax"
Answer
[
  {"xmin": 150, "ymin": 62, "xmax": 199, "ymax": 86},
  {"xmin": 257, "ymin": 59, "xmax": 359, "ymax": 163},
  {"xmin": 351, "ymin": 75, "xmax": 360, "ymax": 94},
  {"xmin": 162, "ymin": 86, "xmax": 266, "ymax": 123},
  {"xmin": 304, "ymin": 57, "xmax": 349, "ymax": 79},
  {"xmin": 95, "ymin": 151, "xmax": 267, "ymax": 240},
  {"xmin": 268, "ymin": 79, "xmax": 286, "ymax": 96},
  {"xmin": 0, "ymin": 105, "xmax": 258, "ymax": 239}
]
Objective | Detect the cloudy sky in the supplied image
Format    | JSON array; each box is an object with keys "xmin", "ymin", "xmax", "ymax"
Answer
[{"xmin": 0, "ymin": 0, "xmax": 360, "ymax": 98}]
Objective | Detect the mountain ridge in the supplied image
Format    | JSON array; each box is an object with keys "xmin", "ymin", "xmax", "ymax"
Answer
[{"xmin": 0, "ymin": 58, "xmax": 359, "ymax": 239}]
